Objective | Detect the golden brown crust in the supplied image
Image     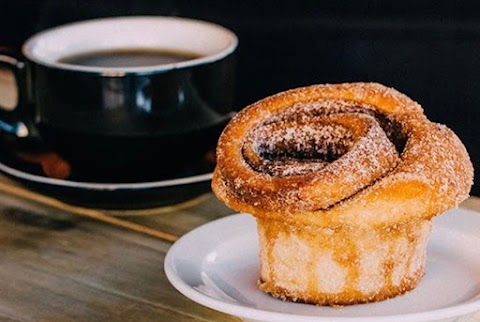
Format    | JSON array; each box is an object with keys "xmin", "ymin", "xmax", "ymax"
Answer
[
  {"xmin": 212, "ymin": 82, "xmax": 474, "ymax": 228},
  {"xmin": 211, "ymin": 82, "xmax": 474, "ymax": 306},
  {"xmin": 259, "ymin": 268, "xmax": 424, "ymax": 306},
  {"xmin": 255, "ymin": 217, "xmax": 431, "ymax": 306}
]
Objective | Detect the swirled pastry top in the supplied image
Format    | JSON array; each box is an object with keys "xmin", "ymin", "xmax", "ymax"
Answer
[{"xmin": 212, "ymin": 83, "xmax": 474, "ymax": 227}]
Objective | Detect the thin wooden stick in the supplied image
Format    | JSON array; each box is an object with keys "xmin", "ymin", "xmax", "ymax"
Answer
[{"xmin": 0, "ymin": 181, "xmax": 179, "ymax": 242}]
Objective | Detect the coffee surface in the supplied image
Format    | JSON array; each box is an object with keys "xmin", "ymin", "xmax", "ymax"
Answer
[{"xmin": 59, "ymin": 48, "xmax": 201, "ymax": 67}]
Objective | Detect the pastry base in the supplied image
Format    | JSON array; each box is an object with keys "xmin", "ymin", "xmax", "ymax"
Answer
[{"xmin": 256, "ymin": 217, "xmax": 432, "ymax": 306}]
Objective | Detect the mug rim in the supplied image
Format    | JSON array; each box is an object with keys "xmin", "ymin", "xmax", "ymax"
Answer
[{"xmin": 22, "ymin": 15, "xmax": 238, "ymax": 75}]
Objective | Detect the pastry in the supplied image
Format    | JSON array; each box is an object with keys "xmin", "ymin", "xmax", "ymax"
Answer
[{"xmin": 211, "ymin": 82, "xmax": 474, "ymax": 305}]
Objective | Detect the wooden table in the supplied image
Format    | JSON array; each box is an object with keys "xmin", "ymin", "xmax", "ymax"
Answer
[{"xmin": 0, "ymin": 177, "xmax": 478, "ymax": 322}]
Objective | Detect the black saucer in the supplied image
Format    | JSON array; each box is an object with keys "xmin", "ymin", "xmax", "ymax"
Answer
[{"xmin": 0, "ymin": 135, "xmax": 215, "ymax": 210}]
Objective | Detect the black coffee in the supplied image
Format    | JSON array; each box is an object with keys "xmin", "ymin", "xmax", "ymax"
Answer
[{"xmin": 58, "ymin": 48, "xmax": 201, "ymax": 68}]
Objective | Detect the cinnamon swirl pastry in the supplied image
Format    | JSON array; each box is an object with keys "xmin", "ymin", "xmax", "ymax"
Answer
[{"xmin": 212, "ymin": 82, "xmax": 474, "ymax": 305}]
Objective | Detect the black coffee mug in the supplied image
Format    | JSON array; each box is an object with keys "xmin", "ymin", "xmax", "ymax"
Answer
[{"xmin": 0, "ymin": 16, "xmax": 237, "ymax": 181}]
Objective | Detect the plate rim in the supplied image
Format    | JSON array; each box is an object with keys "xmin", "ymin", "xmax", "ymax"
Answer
[
  {"xmin": 164, "ymin": 211, "xmax": 480, "ymax": 322},
  {"xmin": 0, "ymin": 160, "xmax": 213, "ymax": 191}
]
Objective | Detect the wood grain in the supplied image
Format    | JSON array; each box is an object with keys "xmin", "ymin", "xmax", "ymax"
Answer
[
  {"xmin": 0, "ymin": 181, "xmax": 180, "ymax": 242},
  {"xmin": 0, "ymin": 184, "xmax": 238, "ymax": 322}
]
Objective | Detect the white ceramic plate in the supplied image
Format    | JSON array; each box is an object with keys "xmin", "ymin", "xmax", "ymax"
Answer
[{"xmin": 164, "ymin": 209, "xmax": 480, "ymax": 322}]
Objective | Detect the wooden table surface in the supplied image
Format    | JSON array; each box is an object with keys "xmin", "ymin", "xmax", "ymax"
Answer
[{"xmin": 0, "ymin": 176, "xmax": 478, "ymax": 322}]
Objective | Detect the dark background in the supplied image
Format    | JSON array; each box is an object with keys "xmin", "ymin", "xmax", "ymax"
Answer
[{"xmin": 0, "ymin": 0, "xmax": 478, "ymax": 195}]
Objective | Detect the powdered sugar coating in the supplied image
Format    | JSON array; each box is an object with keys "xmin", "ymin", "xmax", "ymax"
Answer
[
  {"xmin": 212, "ymin": 82, "xmax": 474, "ymax": 227},
  {"xmin": 246, "ymin": 121, "xmax": 354, "ymax": 176},
  {"xmin": 238, "ymin": 111, "xmax": 400, "ymax": 211}
]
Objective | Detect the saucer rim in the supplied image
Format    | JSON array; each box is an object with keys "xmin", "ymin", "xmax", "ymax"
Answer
[{"xmin": 0, "ymin": 160, "xmax": 213, "ymax": 191}]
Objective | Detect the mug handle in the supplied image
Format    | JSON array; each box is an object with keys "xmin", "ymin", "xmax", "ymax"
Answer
[{"xmin": 0, "ymin": 47, "xmax": 29, "ymax": 137}]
